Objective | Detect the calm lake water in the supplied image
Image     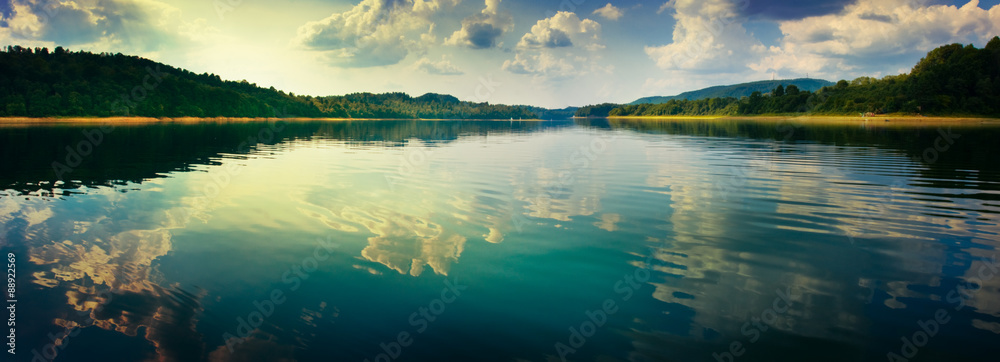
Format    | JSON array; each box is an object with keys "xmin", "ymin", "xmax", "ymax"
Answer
[{"xmin": 1, "ymin": 118, "xmax": 999, "ymax": 362}]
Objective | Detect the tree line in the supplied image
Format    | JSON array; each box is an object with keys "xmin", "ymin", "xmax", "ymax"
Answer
[
  {"xmin": 578, "ymin": 36, "xmax": 1000, "ymax": 118},
  {"xmin": 0, "ymin": 46, "xmax": 537, "ymax": 119}
]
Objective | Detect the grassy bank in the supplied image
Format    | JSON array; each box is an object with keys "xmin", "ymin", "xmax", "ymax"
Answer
[{"xmin": 605, "ymin": 115, "xmax": 1000, "ymax": 124}]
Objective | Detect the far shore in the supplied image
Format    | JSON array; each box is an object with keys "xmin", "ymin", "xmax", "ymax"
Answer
[
  {"xmin": 0, "ymin": 116, "xmax": 549, "ymax": 127},
  {"xmin": 600, "ymin": 115, "xmax": 1000, "ymax": 125},
  {"xmin": 3, "ymin": 115, "xmax": 1000, "ymax": 128}
]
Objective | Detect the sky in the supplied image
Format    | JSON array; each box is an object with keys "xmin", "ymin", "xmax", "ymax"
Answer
[{"xmin": 1, "ymin": 0, "xmax": 999, "ymax": 108}]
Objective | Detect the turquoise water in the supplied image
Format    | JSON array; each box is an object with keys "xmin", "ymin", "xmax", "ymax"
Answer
[{"xmin": 1, "ymin": 119, "xmax": 999, "ymax": 362}]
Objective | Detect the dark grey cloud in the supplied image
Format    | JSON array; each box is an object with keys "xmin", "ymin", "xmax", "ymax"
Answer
[
  {"xmin": 23, "ymin": 0, "xmax": 104, "ymax": 45},
  {"xmin": 804, "ymin": 31, "xmax": 835, "ymax": 42},
  {"xmin": 465, "ymin": 22, "xmax": 505, "ymax": 48},
  {"xmin": 858, "ymin": 13, "xmax": 892, "ymax": 22},
  {"xmin": 0, "ymin": 0, "xmax": 13, "ymax": 26},
  {"xmin": 543, "ymin": 28, "xmax": 572, "ymax": 48},
  {"xmin": 3, "ymin": 0, "xmax": 175, "ymax": 51},
  {"xmin": 741, "ymin": 0, "xmax": 857, "ymax": 20},
  {"xmin": 445, "ymin": 0, "xmax": 514, "ymax": 50}
]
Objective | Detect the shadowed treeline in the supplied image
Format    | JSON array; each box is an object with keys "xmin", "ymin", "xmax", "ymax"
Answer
[
  {"xmin": 0, "ymin": 120, "xmax": 571, "ymax": 195},
  {"xmin": 580, "ymin": 37, "xmax": 1000, "ymax": 117},
  {"xmin": 579, "ymin": 118, "xmax": 1000, "ymax": 194},
  {"xmin": 5, "ymin": 118, "xmax": 998, "ymax": 198},
  {"xmin": 0, "ymin": 46, "xmax": 539, "ymax": 119}
]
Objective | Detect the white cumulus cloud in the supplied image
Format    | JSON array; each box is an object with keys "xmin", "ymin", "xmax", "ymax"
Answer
[
  {"xmin": 593, "ymin": 3, "xmax": 624, "ymax": 21},
  {"xmin": 645, "ymin": 0, "xmax": 764, "ymax": 73},
  {"xmin": 294, "ymin": 0, "xmax": 460, "ymax": 67},
  {"xmin": 413, "ymin": 56, "xmax": 463, "ymax": 75},
  {"xmin": 501, "ymin": 52, "xmax": 575, "ymax": 76},
  {"xmin": 753, "ymin": 0, "xmax": 1000, "ymax": 78},
  {"xmin": 516, "ymin": 11, "xmax": 601, "ymax": 49},
  {"xmin": 503, "ymin": 11, "xmax": 607, "ymax": 79}
]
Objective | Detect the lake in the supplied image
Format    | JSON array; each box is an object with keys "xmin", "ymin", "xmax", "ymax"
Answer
[{"xmin": 1, "ymin": 118, "xmax": 999, "ymax": 362}]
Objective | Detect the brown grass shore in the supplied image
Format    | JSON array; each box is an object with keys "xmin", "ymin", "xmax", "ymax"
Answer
[
  {"xmin": 2, "ymin": 115, "xmax": 999, "ymax": 128},
  {"xmin": 0, "ymin": 116, "xmax": 401, "ymax": 125},
  {"xmin": 0, "ymin": 117, "xmax": 552, "ymax": 128}
]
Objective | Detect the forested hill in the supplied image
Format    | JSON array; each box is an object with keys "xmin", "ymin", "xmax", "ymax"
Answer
[
  {"xmin": 0, "ymin": 46, "xmax": 537, "ymax": 119},
  {"xmin": 579, "ymin": 37, "xmax": 1000, "ymax": 118},
  {"xmin": 631, "ymin": 78, "xmax": 835, "ymax": 105}
]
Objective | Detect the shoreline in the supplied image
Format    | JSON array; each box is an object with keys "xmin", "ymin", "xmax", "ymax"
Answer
[
  {"xmin": 0, "ymin": 116, "xmax": 549, "ymax": 127},
  {"xmin": 3, "ymin": 115, "xmax": 999, "ymax": 127},
  {"xmin": 600, "ymin": 115, "xmax": 1000, "ymax": 124}
]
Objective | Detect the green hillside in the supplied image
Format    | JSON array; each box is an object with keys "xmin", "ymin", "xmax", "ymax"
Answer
[
  {"xmin": 578, "ymin": 37, "xmax": 1000, "ymax": 118},
  {"xmin": 631, "ymin": 78, "xmax": 835, "ymax": 105},
  {"xmin": 0, "ymin": 46, "xmax": 537, "ymax": 119}
]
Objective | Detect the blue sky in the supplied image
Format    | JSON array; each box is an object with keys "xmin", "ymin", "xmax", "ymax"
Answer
[{"xmin": 1, "ymin": 0, "xmax": 999, "ymax": 108}]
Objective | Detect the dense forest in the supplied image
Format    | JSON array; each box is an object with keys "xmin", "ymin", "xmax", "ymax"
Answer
[
  {"xmin": 631, "ymin": 78, "xmax": 834, "ymax": 105},
  {"xmin": 574, "ymin": 103, "xmax": 621, "ymax": 118},
  {"xmin": 309, "ymin": 92, "xmax": 536, "ymax": 119},
  {"xmin": 4, "ymin": 37, "xmax": 998, "ymax": 120},
  {"xmin": 579, "ymin": 37, "xmax": 1000, "ymax": 118},
  {"xmin": 0, "ymin": 46, "xmax": 537, "ymax": 119}
]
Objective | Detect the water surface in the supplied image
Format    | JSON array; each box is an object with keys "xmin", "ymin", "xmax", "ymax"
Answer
[{"xmin": 1, "ymin": 118, "xmax": 999, "ymax": 362}]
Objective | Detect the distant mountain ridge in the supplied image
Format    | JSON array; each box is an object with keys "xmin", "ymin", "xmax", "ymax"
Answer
[
  {"xmin": 632, "ymin": 78, "xmax": 835, "ymax": 104},
  {"xmin": 596, "ymin": 36, "xmax": 1000, "ymax": 117}
]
